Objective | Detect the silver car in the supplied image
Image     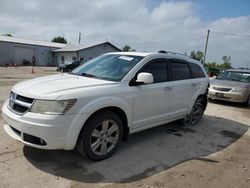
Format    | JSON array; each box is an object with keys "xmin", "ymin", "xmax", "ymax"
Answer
[{"xmin": 208, "ymin": 69, "xmax": 250, "ymax": 106}]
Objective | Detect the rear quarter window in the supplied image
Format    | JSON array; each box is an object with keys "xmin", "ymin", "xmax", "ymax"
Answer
[{"xmin": 189, "ymin": 62, "xmax": 206, "ymax": 78}]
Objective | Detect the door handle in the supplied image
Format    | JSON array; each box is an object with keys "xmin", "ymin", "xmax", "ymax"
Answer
[{"xmin": 164, "ymin": 87, "xmax": 172, "ymax": 91}]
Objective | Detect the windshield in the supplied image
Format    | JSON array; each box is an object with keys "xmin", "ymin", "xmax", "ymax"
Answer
[
  {"xmin": 217, "ymin": 71, "xmax": 250, "ymax": 83},
  {"xmin": 71, "ymin": 54, "xmax": 144, "ymax": 81}
]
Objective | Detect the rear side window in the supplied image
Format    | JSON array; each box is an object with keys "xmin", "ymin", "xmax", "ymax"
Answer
[
  {"xmin": 189, "ymin": 62, "xmax": 206, "ymax": 78},
  {"xmin": 170, "ymin": 62, "xmax": 191, "ymax": 81},
  {"xmin": 141, "ymin": 60, "xmax": 168, "ymax": 83}
]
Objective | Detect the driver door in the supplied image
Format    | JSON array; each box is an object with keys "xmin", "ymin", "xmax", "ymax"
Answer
[{"xmin": 132, "ymin": 59, "xmax": 172, "ymax": 130}]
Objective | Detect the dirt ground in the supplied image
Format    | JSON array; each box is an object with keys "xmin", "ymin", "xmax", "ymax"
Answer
[{"xmin": 0, "ymin": 67, "xmax": 250, "ymax": 188}]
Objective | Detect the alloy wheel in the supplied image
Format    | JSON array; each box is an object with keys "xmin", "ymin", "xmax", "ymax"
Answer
[
  {"xmin": 90, "ymin": 119, "xmax": 119, "ymax": 156},
  {"xmin": 190, "ymin": 104, "xmax": 204, "ymax": 125},
  {"xmin": 183, "ymin": 103, "xmax": 204, "ymax": 126}
]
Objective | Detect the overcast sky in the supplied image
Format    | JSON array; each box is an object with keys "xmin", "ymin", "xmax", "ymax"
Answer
[{"xmin": 0, "ymin": 0, "xmax": 250, "ymax": 67}]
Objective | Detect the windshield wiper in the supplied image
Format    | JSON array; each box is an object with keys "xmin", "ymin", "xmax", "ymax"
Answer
[{"xmin": 81, "ymin": 72, "xmax": 98, "ymax": 78}]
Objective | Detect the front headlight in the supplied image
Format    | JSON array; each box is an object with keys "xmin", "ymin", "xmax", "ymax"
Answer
[
  {"xmin": 230, "ymin": 88, "xmax": 247, "ymax": 93},
  {"xmin": 30, "ymin": 99, "xmax": 77, "ymax": 115}
]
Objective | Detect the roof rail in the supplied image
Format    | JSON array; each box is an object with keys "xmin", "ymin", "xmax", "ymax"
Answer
[{"xmin": 158, "ymin": 50, "xmax": 187, "ymax": 57}]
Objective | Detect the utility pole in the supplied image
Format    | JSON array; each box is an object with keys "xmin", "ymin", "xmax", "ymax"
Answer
[
  {"xmin": 203, "ymin": 29, "xmax": 210, "ymax": 65},
  {"xmin": 78, "ymin": 32, "xmax": 81, "ymax": 44}
]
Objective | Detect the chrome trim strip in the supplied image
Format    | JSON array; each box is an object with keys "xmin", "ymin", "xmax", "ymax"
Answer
[{"xmin": 13, "ymin": 99, "xmax": 32, "ymax": 108}]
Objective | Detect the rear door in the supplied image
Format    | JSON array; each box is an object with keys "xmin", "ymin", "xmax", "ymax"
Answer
[
  {"xmin": 188, "ymin": 62, "xmax": 207, "ymax": 106},
  {"xmin": 167, "ymin": 59, "xmax": 193, "ymax": 118}
]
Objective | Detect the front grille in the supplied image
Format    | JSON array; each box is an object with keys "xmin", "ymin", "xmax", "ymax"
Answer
[
  {"xmin": 16, "ymin": 95, "xmax": 34, "ymax": 103},
  {"xmin": 213, "ymin": 86, "xmax": 232, "ymax": 92},
  {"xmin": 13, "ymin": 104, "xmax": 28, "ymax": 113},
  {"xmin": 9, "ymin": 92, "xmax": 34, "ymax": 114}
]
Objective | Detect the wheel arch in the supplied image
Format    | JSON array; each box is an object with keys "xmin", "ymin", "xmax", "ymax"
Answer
[
  {"xmin": 77, "ymin": 105, "xmax": 130, "ymax": 146},
  {"xmin": 196, "ymin": 94, "xmax": 208, "ymax": 110},
  {"xmin": 189, "ymin": 82, "xmax": 209, "ymax": 112}
]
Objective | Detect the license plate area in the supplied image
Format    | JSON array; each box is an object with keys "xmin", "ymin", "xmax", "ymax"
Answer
[{"xmin": 216, "ymin": 92, "xmax": 224, "ymax": 98}]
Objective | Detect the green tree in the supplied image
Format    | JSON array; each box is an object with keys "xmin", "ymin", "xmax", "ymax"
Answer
[
  {"xmin": 190, "ymin": 51, "xmax": 204, "ymax": 63},
  {"xmin": 204, "ymin": 56, "xmax": 233, "ymax": 70},
  {"xmin": 220, "ymin": 56, "xmax": 232, "ymax": 69},
  {"xmin": 51, "ymin": 36, "xmax": 67, "ymax": 44},
  {"xmin": 122, "ymin": 45, "xmax": 135, "ymax": 52},
  {"xmin": 2, "ymin": 33, "xmax": 13, "ymax": 37},
  {"xmin": 204, "ymin": 62, "xmax": 217, "ymax": 68},
  {"xmin": 222, "ymin": 56, "xmax": 231, "ymax": 63}
]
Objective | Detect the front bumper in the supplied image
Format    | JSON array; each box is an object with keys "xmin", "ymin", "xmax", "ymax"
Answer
[
  {"xmin": 2, "ymin": 100, "xmax": 88, "ymax": 150},
  {"xmin": 208, "ymin": 88, "xmax": 248, "ymax": 103}
]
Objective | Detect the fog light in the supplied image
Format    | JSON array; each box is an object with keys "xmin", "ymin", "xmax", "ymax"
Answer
[{"xmin": 40, "ymin": 139, "xmax": 46, "ymax": 145}]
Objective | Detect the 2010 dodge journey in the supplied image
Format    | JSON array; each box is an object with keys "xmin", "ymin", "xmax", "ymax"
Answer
[{"xmin": 2, "ymin": 51, "xmax": 209, "ymax": 160}]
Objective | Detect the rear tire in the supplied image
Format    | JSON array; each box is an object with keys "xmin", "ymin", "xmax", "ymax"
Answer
[
  {"xmin": 183, "ymin": 98, "xmax": 205, "ymax": 126},
  {"xmin": 76, "ymin": 111, "xmax": 123, "ymax": 161},
  {"xmin": 244, "ymin": 94, "xmax": 250, "ymax": 107}
]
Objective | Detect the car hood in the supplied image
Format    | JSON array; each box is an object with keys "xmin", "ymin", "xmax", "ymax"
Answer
[
  {"xmin": 210, "ymin": 79, "xmax": 250, "ymax": 88},
  {"xmin": 12, "ymin": 74, "xmax": 116, "ymax": 100}
]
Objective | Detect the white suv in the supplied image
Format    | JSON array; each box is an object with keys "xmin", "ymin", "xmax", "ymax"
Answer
[{"xmin": 2, "ymin": 51, "xmax": 209, "ymax": 160}]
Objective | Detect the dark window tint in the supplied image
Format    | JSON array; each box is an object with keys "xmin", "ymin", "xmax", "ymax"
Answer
[
  {"xmin": 189, "ymin": 63, "xmax": 205, "ymax": 78},
  {"xmin": 141, "ymin": 61, "xmax": 168, "ymax": 83},
  {"xmin": 170, "ymin": 62, "xmax": 191, "ymax": 81}
]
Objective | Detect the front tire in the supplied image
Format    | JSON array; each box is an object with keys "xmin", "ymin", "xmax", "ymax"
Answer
[
  {"xmin": 183, "ymin": 98, "xmax": 205, "ymax": 126},
  {"xmin": 77, "ymin": 111, "xmax": 123, "ymax": 161}
]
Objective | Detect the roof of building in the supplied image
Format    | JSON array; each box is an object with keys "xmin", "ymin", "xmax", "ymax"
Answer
[
  {"xmin": 53, "ymin": 42, "xmax": 121, "ymax": 52},
  {"xmin": 0, "ymin": 36, "xmax": 66, "ymax": 48}
]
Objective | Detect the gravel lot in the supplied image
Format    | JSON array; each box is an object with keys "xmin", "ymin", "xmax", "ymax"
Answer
[{"xmin": 0, "ymin": 67, "xmax": 250, "ymax": 188}]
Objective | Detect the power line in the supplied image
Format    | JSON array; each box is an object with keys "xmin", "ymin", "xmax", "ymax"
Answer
[
  {"xmin": 157, "ymin": 33, "xmax": 206, "ymax": 43},
  {"xmin": 210, "ymin": 30, "xmax": 250, "ymax": 38}
]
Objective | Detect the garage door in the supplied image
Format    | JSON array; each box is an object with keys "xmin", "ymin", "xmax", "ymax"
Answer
[{"xmin": 14, "ymin": 46, "xmax": 35, "ymax": 65}]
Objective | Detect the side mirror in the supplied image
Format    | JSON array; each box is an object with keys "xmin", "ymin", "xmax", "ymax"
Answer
[{"xmin": 136, "ymin": 72, "xmax": 153, "ymax": 84}]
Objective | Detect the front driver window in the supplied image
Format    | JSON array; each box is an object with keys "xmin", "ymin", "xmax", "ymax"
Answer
[{"xmin": 141, "ymin": 60, "xmax": 168, "ymax": 83}]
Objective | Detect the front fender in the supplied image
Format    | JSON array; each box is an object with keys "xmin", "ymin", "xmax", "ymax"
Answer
[
  {"xmin": 79, "ymin": 97, "xmax": 132, "ymax": 127},
  {"xmin": 64, "ymin": 97, "xmax": 132, "ymax": 150}
]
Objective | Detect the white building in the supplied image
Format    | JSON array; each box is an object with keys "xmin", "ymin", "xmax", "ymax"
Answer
[
  {"xmin": 0, "ymin": 36, "xmax": 121, "ymax": 66},
  {"xmin": 53, "ymin": 42, "xmax": 121, "ymax": 65},
  {"xmin": 0, "ymin": 36, "xmax": 65, "ymax": 66}
]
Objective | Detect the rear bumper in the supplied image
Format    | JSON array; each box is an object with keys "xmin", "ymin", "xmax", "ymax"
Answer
[
  {"xmin": 208, "ymin": 88, "xmax": 248, "ymax": 103},
  {"xmin": 2, "ymin": 100, "xmax": 89, "ymax": 150}
]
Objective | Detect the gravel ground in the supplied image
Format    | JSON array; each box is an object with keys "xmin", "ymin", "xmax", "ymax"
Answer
[{"xmin": 0, "ymin": 67, "xmax": 249, "ymax": 188}]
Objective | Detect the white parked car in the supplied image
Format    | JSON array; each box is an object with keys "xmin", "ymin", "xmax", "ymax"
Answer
[{"xmin": 2, "ymin": 51, "xmax": 209, "ymax": 160}]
